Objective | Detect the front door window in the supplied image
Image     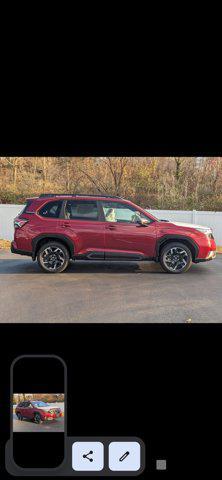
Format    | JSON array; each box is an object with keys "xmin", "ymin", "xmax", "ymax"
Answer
[{"xmin": 101, "ymin": 201, "xmax": 151, "ymax": 224}]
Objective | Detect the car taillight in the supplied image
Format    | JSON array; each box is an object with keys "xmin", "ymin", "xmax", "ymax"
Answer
[{"xmin": 14, "ymin": 219, "xmax": 29, "ymax": 229}]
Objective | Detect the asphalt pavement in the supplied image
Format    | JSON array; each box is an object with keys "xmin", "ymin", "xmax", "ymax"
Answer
[
  {"xmin": 13, "ymin": 413, "xmax": 64, "ymax": 432},
  {"xmin": 0, "ymin": 250, "xmax": 222, "ymax": 323}
]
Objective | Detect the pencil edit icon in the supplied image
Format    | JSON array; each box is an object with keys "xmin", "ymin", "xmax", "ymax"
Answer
[{"xmin": 119, "ymin": 451, "xmax": 130, "ymax": 462}]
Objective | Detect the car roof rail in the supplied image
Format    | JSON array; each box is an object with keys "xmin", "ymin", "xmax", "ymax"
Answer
[{"xmin": 39, "ymin": 193, "xmax": 124, "ymax": 199}]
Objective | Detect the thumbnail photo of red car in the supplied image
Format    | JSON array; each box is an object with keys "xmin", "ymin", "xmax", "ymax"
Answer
[{"xmin": 15, "ymin": 400, "xmax": 63, "ymax": 424}]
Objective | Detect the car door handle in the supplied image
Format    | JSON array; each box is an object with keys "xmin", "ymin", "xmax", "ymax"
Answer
[{"xmin": 105, "ymin": 225, "xmax": 116, "ymax": 230}]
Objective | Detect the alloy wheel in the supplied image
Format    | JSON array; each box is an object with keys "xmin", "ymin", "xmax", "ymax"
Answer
[
  {"xmin": 34, "ymin": 413, "xmax": 41, "ymax": 424},
  {"xmin": 40, "ymin": 246, "xmax": 65, "ymax": 272},
  {"xmin": 163, "ymin": 247, "xmax": 189, "ymax": 272}
]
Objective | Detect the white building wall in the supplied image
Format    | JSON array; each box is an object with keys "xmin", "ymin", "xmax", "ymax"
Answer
[{"xmin": 0, "ymin": 205, "xmax": 23, "ymax": 240}]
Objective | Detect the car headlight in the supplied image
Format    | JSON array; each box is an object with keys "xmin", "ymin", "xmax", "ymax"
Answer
[{"xmin": 195, "ymin": 227, "xmax": 214, "ymax": 238}]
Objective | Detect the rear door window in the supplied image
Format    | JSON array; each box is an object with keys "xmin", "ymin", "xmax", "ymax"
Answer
[
  {"xmin": 64, "ymin": 200, "xmax": 99, "ymax": 221},
  {"xmin": 38, "ymin": 200, "xmax": 62, "ymax": 218}
]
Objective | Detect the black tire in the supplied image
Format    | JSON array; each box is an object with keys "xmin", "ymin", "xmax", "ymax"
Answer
[
  {"xmin": 33, "ymin": 412, "xmax": 42, "ymax": 424},
  {"xmin": 159, "ymin": 242, "xmax": 193, "ymax": 274},
  {"xmin": 37, "ymin": 241, "xmax": 70, "ymax": 273},
  {"xmin": 17, "ymin": 412, "xmax": 23, "ymax": 421}
]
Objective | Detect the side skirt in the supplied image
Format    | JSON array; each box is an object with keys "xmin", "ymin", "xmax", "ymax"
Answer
[{"xmin": 75, "ymin": 251, "xmax": 155, "ymax": 261}]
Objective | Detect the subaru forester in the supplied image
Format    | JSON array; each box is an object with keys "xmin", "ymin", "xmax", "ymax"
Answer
[{"xmin": 11, "ymin": 194, "xmax": 216, "ymax": 274}]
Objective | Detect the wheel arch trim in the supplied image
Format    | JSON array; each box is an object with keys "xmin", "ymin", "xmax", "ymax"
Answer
[
  {"xmin": 32, "ymin": 234, "xmax": 75, "ymax": 260},
  {"xmin": 156, "ymin": 235, "xmax": 199, "ymax": 260}
]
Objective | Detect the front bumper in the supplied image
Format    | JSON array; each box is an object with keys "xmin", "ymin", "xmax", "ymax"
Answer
[
  {"xmin": 194, "ymin": 250, "xmax": 216, "ymax": 263},
  {"xmin": 44, "ymin": 413, "xmax": 62, "ymax": 420}
]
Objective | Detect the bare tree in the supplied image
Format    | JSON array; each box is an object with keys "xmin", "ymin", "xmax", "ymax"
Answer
[
  {"xmin": 174, "ymin": 157, "xmax": 182, "ymax": 181},
  {"xmin": 1, "ymin": 157, "xmax": 222, "ymax": 210},
  {"xmin": 2, "ymin": 157, "xmax": 23, "ymax": 187}
]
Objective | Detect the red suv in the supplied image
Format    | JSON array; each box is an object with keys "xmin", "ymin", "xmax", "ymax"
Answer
[
  {"xmin": 11, "ymin": 194, "xmax": 216, "ymax": 274},
  {"xmin": 15, "ymin": 400, "xmax": 62, "ymax": 424}
]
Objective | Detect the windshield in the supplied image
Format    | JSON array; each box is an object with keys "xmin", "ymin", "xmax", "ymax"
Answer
[
  {"xmin": 144, "ymin": 209, "xmax": 160, "ymax": 222},
  {"xmin": 32, "ymin": 401, "xmax": 50, "ymax": 407}
]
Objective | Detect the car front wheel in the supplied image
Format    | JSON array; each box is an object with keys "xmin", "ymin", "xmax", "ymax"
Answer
[
  {"xmin": 37, "ymin": 241, "xmax": 70, "ymax": 273},
  {"xmin": 160, "ymin": 242, "xmax": 193, "ymax": 274},
  {"xmin": 17, "ymin": 412, "xmax": 23, "ymax": 421},
  {"xmin": 33, "ymin": 412, "xmax": 42, "ymax": 424}
]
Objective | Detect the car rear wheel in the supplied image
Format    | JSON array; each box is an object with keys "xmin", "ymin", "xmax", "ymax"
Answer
[
  {"xmin": 160, "ymin": 242, "xmax": 193, "ymax": 274},
  {"xmin": 33, "ymin": 412, "xmax": 42, "ymax": 424},
  {"xmin": 17, "ymin": 412, "xmax": 23, "ymax": 421},
  {"xmin": 37, "ymin": 242, "xmax": 70, "ymax": 273}
]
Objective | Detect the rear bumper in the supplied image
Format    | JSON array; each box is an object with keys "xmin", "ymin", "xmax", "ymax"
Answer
[{"xmin": 11, "ymin": 242, "xmax": 32, "ymax": 257}]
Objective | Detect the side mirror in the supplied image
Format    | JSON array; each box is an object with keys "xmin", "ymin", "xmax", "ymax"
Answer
[{"xmin": 136, "ymin": 218, "xmax": 149, "ymax": 227}]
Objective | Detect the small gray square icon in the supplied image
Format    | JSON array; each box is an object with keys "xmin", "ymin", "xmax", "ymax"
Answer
[{"xmin": 156, "ymin": 459, "xmax": 167, "ymax": 470}]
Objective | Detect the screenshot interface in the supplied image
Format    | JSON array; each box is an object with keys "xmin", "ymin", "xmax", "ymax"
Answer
[{"xmin": 0, "ymin": 157, "xmax": 221, "ymax": 478}]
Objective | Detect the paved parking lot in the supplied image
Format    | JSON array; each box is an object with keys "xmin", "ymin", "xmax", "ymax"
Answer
[
  {"xmin": 0, "ymin": 250, "xmax": 221, "ymax": 323},
  {"xmin": 13, "ymin": 413, "xmax": 64, "ymax": 432}
]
